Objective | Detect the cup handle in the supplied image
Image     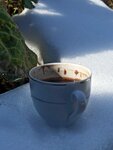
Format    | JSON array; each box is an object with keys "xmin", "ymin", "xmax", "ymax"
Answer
[{"xmin": 68, "ymin": 90, "xmax": 87, "ymax": 120}]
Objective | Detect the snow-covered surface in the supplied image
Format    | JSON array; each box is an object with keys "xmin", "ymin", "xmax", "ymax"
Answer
[
  {"xmin": 1, "ymin": 0, "xmax": 113, "ymax": 149},
  {"xmin": 13, "ymin": 0, "xmax": 113, "ymax": 63}
]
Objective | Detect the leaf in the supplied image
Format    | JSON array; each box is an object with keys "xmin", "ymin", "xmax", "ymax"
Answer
[
  {"xmin": 0, "ymin": 6, "xmax": 38, "ymax": 93},
  {"xmin": 23, "ymin": 0, "xmax": 35, "ymax": 9}
]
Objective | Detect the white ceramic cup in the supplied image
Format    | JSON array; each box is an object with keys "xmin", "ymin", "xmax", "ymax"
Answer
[{"xmin": 29, "ymin": 63, "xmax": 92, "ymax": 127}]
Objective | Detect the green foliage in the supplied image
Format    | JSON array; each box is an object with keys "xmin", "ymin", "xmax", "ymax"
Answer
[
  {"xmin": 0, "ymin": 5, "xmax": 38, "ymax": 93},
  {"xmin": 23, "ymin": 0, "xmax": 38, "ymax": 9},
  {"xmin": 1, "ymin": 0, "xmax": 39, "ymax": 16}
]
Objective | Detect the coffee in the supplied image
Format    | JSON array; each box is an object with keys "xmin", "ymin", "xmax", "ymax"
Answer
[{"xmin": 42, "ymin": 77, "xmax": 81, "ymax": 83}]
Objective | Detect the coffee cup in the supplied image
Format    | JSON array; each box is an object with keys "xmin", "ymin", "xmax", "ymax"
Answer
[{"xmin": 29, "ymin": 63, "xmax": 92, "ymax": 127}]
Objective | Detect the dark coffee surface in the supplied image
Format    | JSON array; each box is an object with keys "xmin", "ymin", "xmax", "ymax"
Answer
[{"xmin": 42, "ymin": 77, "xmax": 81, "ymax": 83}]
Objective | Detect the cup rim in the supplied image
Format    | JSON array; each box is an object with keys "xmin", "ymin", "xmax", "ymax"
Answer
[{"xmin": 29, "ymin": 62, "xmax": 92, "ymax": 85}]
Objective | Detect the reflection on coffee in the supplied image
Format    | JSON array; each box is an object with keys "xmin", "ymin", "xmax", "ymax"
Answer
[{"xmin": 42, "ymin": 77, "xmax": 81, "ymax": 83}]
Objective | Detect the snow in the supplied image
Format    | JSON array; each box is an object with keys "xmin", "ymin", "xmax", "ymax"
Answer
[
  {"xmin": 13, "ymin": 0, "xmax": 113, "ymax": 63},
  {"xmin": 1, "ymin": 0, "xmax": 113, "ymax": 149}
]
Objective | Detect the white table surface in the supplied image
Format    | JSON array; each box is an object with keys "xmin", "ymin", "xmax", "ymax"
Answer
[{"xmin": 1, "ymin": 0, "xmax": 113, "ymax": 149}]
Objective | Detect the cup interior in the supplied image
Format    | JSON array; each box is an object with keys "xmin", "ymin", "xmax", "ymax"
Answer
[{"xmin": 29, "ymin": 63, "xmax": 91, "ymax": 83}]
